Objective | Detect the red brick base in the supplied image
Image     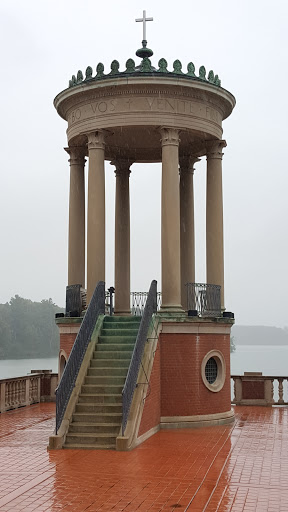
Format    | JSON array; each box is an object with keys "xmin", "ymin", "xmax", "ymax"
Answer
[{"xmin": 138, "ymin": 322, "xmax": 232, "ymax": 439}]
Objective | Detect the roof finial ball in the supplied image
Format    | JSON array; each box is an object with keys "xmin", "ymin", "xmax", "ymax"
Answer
[{"xmin": 135, "ymin": 9, "xmax": 154, "ymax": 59}]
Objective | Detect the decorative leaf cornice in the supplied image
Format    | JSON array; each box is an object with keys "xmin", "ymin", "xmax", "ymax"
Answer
[{"xmin": 68, "ymin": 57, "xmax": 222, "ymax": 90}]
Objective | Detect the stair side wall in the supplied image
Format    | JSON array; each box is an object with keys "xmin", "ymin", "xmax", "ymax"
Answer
[{"xmin": 137, "ymin": 344, "xmax": 161, "ymax": 438}]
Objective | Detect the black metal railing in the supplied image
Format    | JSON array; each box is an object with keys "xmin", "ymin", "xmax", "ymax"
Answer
[
  {"xmin": 186, "ymin": 282, "xmax": 221, "ymax": 317},
  {"xmin": 131, "ymin": 291, "xmax": 161, "ymax": 316},
  {"xmin": 122, "ymin": 280, "xmax": 157, "ymax": 435},
  {"xmin": 55, "ymin": 281, "xmax": 105, "ymax": 433}
]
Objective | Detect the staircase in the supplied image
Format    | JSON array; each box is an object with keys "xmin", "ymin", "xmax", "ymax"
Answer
[{"xmin": 64, "ymin": 315, "xmax": 141, "ymax": 449}]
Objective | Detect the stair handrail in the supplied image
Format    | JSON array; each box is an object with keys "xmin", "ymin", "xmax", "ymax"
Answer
[
  {"xmin": 122, "ymin": 280, "xmax": 157, "ymax": 435},
  {"xmin": 55, "ymin": 281, "xmax": 105, "ymax": 433}
]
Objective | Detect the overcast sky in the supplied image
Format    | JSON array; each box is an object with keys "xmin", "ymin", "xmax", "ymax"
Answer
[{"xmin": 0, "ymin": 0, "xmax": 287, "ymax": 327}]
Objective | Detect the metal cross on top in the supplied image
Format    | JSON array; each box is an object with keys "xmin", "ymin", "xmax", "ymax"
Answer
[{"xmin": 135, "ymin": 10, "xmax": 153, "ymax": 42}]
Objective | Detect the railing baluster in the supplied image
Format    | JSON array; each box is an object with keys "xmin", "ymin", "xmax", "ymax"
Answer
[
  {"xmin": 233, "ymin": 377, "xmax": 236, "ymax": 403},
  {"xmin": 131, "ymin": 291, "xmax": 161, "ymax": 316},
  {"xmin": 186, "ymin": 283, "xmax": 221, "ymax": 317}
]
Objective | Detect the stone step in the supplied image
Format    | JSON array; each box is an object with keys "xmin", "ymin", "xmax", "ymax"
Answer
[
  {"xmin": 78, "ymin": 393, "xmax": 122, "ymax": 404},
  {"xmin": 98, "ymin": 337, "xmax": 136, "ymax": 346},
  {"xmin": 102, "ymin": 322, "xmax": 140, "ymax": 330},
  {"xmin": 90, "ymin": 358, "xmax": 131, "ymax": 367},
  {"xmin": 63, "ymin": 443, "xmax": 115, "ymax": 450},
  {"xmin": 69, "ymin": 422, "xmax": 121, "ymax": 434},
  {"xmin": 101, "ymin": 329, "xmax": 139, "ymax": 337},
  {"xmin": 84, "ymin": 375, "xmax": 126, "ymax": 385},
  {"xmin": 96, "ymin": 343, "xmax": 135, "ymax": 352},
  {"xmin": 72, "ymin": 412, "xmax": 122, "ymax": 424},
  {"xmin": 65, "ymin": 432, "xmax": 117, "ymax": 445},
  {"xmin": 93, "ymin": 351, "xmax": 133, "ymax": 360},
  {"xmin": 87, "ymin": 367, "xmax": 128, "ymax": 377},
  {"xmin": 75, "ymin": 403, "xmax": 122, "ymax": 414},
  {"xmin": 81, "ymin": 384, "xmax": 123, "ymax": 395},
  {"xmin": 104, "ymin": 316, "xmax": 141, "ymax": 323}
]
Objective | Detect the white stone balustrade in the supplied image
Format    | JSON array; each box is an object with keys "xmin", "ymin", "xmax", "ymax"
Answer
[
  {"xmin": 0, "ymin": 372, "xmax": 58, "ymax": 413},
  {"xmin": 231, "ymin": 373, "xmax": 288, "ymax": 406}
]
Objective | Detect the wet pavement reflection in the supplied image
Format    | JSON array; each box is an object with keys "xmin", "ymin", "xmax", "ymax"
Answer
[{"xmin": 0, "ymin": 403, "xmax": 288, "ymax": 511}]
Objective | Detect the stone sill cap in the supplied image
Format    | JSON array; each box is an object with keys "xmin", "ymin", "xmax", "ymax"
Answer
[
  {"xmin": 156, "ymin": 313, "xmax": 234, "ymax": 325},
  {"xmin": 55, "ymin": 317, "xmax": 83, "ymax": 325}
]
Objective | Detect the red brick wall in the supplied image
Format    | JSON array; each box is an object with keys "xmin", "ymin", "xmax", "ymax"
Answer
[
  {"xmin": 40, "ymin": 376, "xmax": 52, "ymax": 397},
  {"xmin": 138, "ymin": 345, "xmax": 161, "ymax": 437},
  {"xmin": 242, "ymin": 381, "xmax": 265, "ymax": 399},
  {"xmin": 60, "ymin": 332, "xmax": 78, "ymax": 358},
  {"xmin": 160, "ymin": 333, "xmax": 231, "ymax": 417}
]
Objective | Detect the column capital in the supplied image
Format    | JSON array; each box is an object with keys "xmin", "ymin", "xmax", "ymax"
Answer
[
  {"xmin": 160, "ymin": 127, "xmax": 180, "ymax": 147},
  {"xmin": 87, "ymin": 130, "xmax": 106, "ymax": 150},
  {"xmin": 179, "ymin": 155, "xmax": 201, "ymax": 175},
  {"xmin": 65, "ymin": 146, "xmax": 86, "ymax": 166},
  {"xmin": 206, "ymin": 140, "xmax": 227, "ymax": 160},
  {"xmin": 111, "ymin": 159, "xmax": 133, "ymax": 177}
]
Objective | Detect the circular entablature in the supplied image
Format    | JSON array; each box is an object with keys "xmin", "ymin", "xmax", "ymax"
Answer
[{"xmin": 55, "ymin": 77, "xmax": 235, "ymax": 158}]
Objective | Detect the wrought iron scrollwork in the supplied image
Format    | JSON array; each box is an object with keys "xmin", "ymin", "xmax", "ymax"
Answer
[{"xmin": 186, "ymin": 282, "xmax": 221, "ymax": 317}]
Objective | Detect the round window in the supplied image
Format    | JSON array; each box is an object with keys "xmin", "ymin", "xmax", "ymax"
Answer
[
  {"xmin": 205, "ymin": 357, "xmax": 218, "ymax": 384},
  {"xmin": 201, "ymin": 350, "xmax": 226, "ymax": 392}
]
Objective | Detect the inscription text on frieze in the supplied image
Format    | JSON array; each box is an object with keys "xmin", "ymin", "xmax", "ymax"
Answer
[{"xmin": 70, "ymin": 96, "xmax": 220, "ymax": 124}]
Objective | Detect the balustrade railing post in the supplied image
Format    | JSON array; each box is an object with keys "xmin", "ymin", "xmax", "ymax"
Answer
[
  {"xmin": 11, "ymin": 381, "xmax": 15, "ymax": 406},
  {"xmin": 37, "ymin": 377, "xmax": 41, "ymax": 403},
  {"xmin": 26, "ymin": 378, "xmax": 30, "ymax": 405},
  {"xmin": 265, "ymin": 378, "xmax": 274, "ymax": 405},
  {"xmin": 0, "ymin": 382, "xmax": 5, "ymax": 412},
  {"xmin": 234, "ymin": 376, "xmax": 242, "ymax": 404},
  {"xmin": 278, "ymin": 378, "xmax": 284, "ymax": 405},
  {"xmin": 7, "ymin": 382, "xmax": 11, "ymax": 408}
]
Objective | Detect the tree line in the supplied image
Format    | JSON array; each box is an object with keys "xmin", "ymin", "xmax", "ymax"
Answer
[{"xmin": 0, "ymin": 295, "xmax": 64, "ymax": 359}]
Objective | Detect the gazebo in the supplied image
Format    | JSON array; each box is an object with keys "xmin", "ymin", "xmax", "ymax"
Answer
[{"xmin": 51, "ymin": 12, "xmax": 236, "ymax": 450}]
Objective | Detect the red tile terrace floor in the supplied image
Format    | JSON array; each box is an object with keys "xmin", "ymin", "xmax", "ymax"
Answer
[{"xmin": 0, "ymin": 404, "xmax": 288, "ymax": 511}]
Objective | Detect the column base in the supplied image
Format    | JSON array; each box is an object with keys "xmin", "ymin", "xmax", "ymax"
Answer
[
  {"xmin": 114, "ymin": 310, "xmax": 131, "ymax": 316},
  {"xmin": 159, "ymin": 305, "xmax": 185, "ymax": 316}
]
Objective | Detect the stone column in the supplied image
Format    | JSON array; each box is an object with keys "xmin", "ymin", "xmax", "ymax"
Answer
[
  {"xmin": 179, "ymin": 156, "xmax": 200, "ymax": 310},
  {"xmin": 65, "ymin": 146, "xmax": 86, "ymax": 288},
  {"xmin": 86, "ymin": 131, "xmax": 106, "ymax": 303},
  {"xmin": 206, "ymin": 140, "xmax": 226, "ymax": 309},
  {"xmin": 160, "ymin": 128, "xmax": 182, "ymax": 311},
  {"xmin": 113, "ymin": 160, "xmax": 132, "ymax": 315}
]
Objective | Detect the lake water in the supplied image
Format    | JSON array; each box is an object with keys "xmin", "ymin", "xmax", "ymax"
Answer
[
  {"xmin": 0, "ymin": 357, "xmax": 58, "ymax": 380},
  {"xmin": 0, "ymin": 345, "xmax": 287, "ymax": 380}
]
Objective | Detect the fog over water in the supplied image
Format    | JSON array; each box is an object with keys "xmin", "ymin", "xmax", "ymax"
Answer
[{"xmin": 0, "ymin": 1, "xmax": 287, "ymax": 328}]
